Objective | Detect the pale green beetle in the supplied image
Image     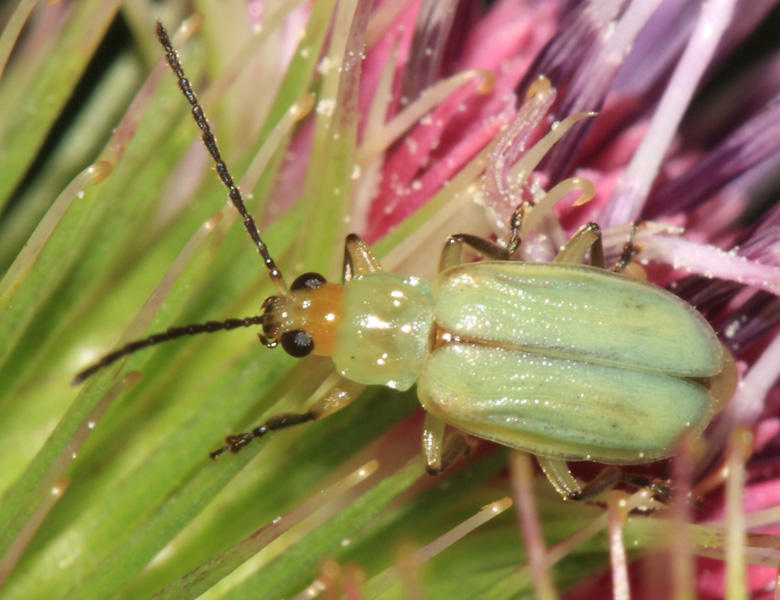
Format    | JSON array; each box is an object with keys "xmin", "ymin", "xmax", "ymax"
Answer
[{"xmin": 74, "ymin": 23, "xmax": 737, "ymax": 501}]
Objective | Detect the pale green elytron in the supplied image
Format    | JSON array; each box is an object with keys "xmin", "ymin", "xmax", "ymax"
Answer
[{"xmin": 75, "ymin": 23, "xmax": 738, "ymax": 501}]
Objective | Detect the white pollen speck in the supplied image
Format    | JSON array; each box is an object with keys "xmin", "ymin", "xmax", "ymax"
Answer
[
  {"xmin": 724, "ymin": 320, "xmax": 739, "ymax": 338},
  {"xmin": 317, "ymin": 56, "xmax": 334, "ymax": 75},
  {"xmin": 316, "ymin": 98, "xmax": 335, "ymax": 116}
]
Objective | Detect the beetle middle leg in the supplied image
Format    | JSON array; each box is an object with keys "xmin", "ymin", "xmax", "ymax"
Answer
[
  {"xmin": 422, "ymin": 413, "xmax": 475, "ymax": 475},
  {"xmin": 210, "ymin": 376, "xmax": 364, "ymax": 458}
]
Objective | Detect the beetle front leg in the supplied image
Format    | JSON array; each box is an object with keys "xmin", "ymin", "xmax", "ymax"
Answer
[
  {"xmin": 439, "ymin": 234, "xmax": 511, "ymax": 272},
  {"xmin": 210, "ymin": 376, "xmax": 364, "ymax": 458},
  {"xmin": 343, "ymin": 233, "xmax": 382, "ymax": 281},
  {"xmin": 422, "ymin": 413, "xmax": 474, "ymax": 475}
]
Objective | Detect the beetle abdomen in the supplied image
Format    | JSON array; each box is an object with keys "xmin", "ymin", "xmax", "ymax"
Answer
[
  {"xmin": 432, "ymin": 262, "xmax": 724, "ymax": 377},
  {"xmin": 417, "ymin": 343, "xmax": 715, "ymax": 463}
]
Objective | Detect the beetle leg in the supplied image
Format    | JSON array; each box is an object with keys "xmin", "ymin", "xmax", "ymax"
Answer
[
  {"xmin": 555, "ymin": 221, "xmax": 646, "ymax": 275},
  {"xmin": 422, "ymin": 413, "xmax": 474, "ymax": 474},
  {"xmin": 538, "ymin": 457, "xmax": 624, "ymax": 501},
  {"xmin": 620, "ymin": 473, "xmax": 671, "ymax": 502},
  {"xmin": 575, "ymin": 467, "xmax": 624, "ymax": 500},
  {"xmin": 538, "ymin": 455, "xmax": 672, "ymax": 502},
  {"xmin": 554, "ymin": 222, "xmax": 605, "ymax": 268},
  {"xmin": 439, "ymin": 234, "xmax": 510, "ymax": 272},
  {"xmin": 343, "ymin": 234, "xmax": 382, "ymax": 281},
  {"xmin": 536, "ymin": 456, "xmax": 584, "ymax": 499},
  {"xmin": 611, "ymin": 221, "xmax": 642, "ymax": 273},
  {"xmin": 210, "ymin": 376, "xmax": 364, "ymax": 458},
  {"xmin": 707, "ymin": 343, "xmax": 738, "ymax": 411},
  {"xmin": 563, "ymin": 468, "xmax": 670, "ymax": 502}
]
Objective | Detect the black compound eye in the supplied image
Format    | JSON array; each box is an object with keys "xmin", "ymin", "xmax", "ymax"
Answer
[
  {"xmin": 290, "ymin": 272, "xmax": 327, "ymax": 290},
  {"xmin": 280, "ymin": 329, "xmax": 314, "ymax": 357}
]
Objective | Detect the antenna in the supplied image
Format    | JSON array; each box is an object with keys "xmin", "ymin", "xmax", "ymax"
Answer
[
  {"xmin": 156, "ymin": 21, "xmax": 287, "ymax": 294},
  {"xmin": 73, "ymin": 316, "xmax": 264, "ymax": 384},
  {"xmin": 73, "ymin": 22, "xmax": 287, "ymax": 384}
]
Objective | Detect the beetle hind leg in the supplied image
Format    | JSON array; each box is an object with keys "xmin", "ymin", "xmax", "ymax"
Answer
[
  {"xmin": 537, "ymin": 456, "xmax": 670, "ymax": 502},
  {"xmin": 422, "ymin": 413, "xmax": 475, "ymax": 474},
  {"xmin": 536, "ymin": 456, "xmax": 586, "ymax": 499}
]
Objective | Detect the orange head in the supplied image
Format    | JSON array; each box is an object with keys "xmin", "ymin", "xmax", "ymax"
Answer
[{"xmin": 261, "ymin": 272, "xmax": 344, "ymax": 358}]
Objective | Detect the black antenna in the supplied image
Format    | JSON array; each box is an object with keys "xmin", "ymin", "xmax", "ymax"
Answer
[
  {"xmin": 156, "ymin": 21, "xmax": 287, "ymax": 294},
  {"xmin": 73, "ymin": 316, "xmax": 264, "ymax": 384},
  {"xmin": 74, "ymin": 23, "xmax": 289, "ymax": 384}
]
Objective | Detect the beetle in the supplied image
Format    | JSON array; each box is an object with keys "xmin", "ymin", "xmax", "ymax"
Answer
[{"xmin": 74, "ymin": 22, "xmax": 737, "ymax": 501}]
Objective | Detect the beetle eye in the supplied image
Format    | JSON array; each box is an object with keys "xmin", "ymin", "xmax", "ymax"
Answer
[
  {"xmin": 290, "ymin": 272, "xmax": 327, "ymax": 290},
  {"xmin": 280, "ymin": 329, "xmax": 314, "ymax": 357}
]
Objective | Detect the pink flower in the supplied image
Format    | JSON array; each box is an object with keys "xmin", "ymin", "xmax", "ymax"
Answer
[
  {"xmin": 328, "ymin": 0, "xmax": 780, "ymax": 596},
  {"xmin": 2, "ymin": 1, "xmax": 778, "ymax": 598}
]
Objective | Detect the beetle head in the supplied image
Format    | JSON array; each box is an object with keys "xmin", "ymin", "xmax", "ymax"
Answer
[{"xmin": 261, "ymin": 272, "xmax": 343, "ymax": 358}]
